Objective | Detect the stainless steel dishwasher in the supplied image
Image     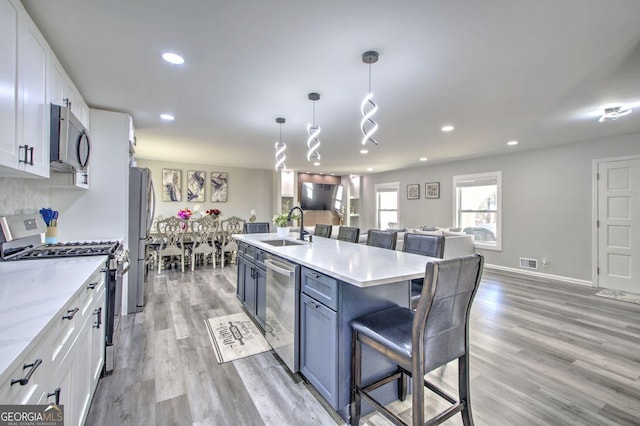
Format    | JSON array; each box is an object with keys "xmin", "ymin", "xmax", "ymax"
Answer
[{"xmin": 264, "ymin": 254, "xmax": 300, "ymax": 372}]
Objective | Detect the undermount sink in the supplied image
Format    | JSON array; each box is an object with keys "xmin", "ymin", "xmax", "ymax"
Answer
[{"xmin": 260, "ymin": 238, "xmax": 305, "ymax": 247}]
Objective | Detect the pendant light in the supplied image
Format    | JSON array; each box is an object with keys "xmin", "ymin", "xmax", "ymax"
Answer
[
  {"xmin": 361, "ymin": 50, "xmax": 379, "ymax": 147},
  {"xmin": 306, "ymin": 92, "xmax": 321, "ymax": 164},
  {"xmin": 274, "ymin": 117, "xmax": 286, "ymax": 171}
]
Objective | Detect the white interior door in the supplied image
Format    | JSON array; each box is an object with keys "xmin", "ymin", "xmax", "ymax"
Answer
[{"xmin": 597, "ymin": 157, "xmax": 640, "ymax": 293}]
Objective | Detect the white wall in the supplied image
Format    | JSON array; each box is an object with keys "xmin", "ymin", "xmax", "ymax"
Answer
[
  {"xmin": 137, "ymin": 159, "xmax": 274, "ymax": 224},
  {"xmin": 363, "ymin": 133, "xmax": 640, "ymax": 283},
  {"xmin": 49, "ymin": 109, "xmax": 130, "ymax": 242}
]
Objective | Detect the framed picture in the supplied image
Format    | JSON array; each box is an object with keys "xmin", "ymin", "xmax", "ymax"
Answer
[
  {"xmin": 162, "ymin": 168, "xmax": 182, "ymax": 202},
  {"xmin": 187, "ymin": 170, "xmax": 206, "ymax": 202},
  {"xmin": 407, "ymin": 183, "xmax": 420, "ymax": 200},
  {"xmin": 425, "ymin": 182, "xmax": 440, "ymax": 199},
  {"xmin": 211, "ymin": 172, "xmax": 228, "ymax": 202}
]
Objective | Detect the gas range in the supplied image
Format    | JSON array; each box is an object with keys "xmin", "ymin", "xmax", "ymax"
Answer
[
  {"xmin": 0, "ymin": 214, "xmax": 121, "ymax": 261},
  {"xmin": 10, "ymin": 240, "xmax": 121, "ymax": 260}
]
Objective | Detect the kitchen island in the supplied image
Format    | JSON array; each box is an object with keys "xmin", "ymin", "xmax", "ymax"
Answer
[{"xmin": 233, "ymin": 233, "xmax": 433, "ymax": 421}]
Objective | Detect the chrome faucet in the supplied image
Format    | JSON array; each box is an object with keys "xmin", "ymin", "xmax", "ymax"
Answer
[{"xmin": 288, "ymin": 206, "xmax": 305, "ymax": 241}]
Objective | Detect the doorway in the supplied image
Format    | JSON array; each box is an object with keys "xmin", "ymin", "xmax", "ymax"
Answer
[{"xmin": 595, "ymin": 156, "xmax": 640, "ymax": 293}]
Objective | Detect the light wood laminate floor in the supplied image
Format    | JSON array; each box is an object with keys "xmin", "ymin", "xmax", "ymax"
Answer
[{"xmin": 85, "ymin": 265, "xmax": 640, "ymax": 425}]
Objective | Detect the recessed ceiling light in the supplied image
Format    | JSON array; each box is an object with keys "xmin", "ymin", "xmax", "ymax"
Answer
[
  {"xmin": 360, "ymin": 149, "xmax": 369, "ymax": 154},
  {"xmin": 162, "ymin": 52, "xmax": 184, "ymax": 64},
  {"xmin": 160, "ymin": 113, "xmax": 175, "ymax": 121},
  {"xmin": 419, "ymin": 157, "xmax": 428, "ymax": 162},
  {"xmin": 441, "ymin": 125, "xmax": 455, "ymax": 132},
  {"xmin": 313, "ymin": 162, "xmax": 320, "ymax": 166},
  {"xmin": 367, "ymin": 167, "xmax": 373, "ymax": 172},
  {"xmin": 507, "ymin": 140, "xmax": 518, "ymax": 146}
]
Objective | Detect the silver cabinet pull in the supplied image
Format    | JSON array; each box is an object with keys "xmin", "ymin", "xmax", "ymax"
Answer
[{"xmin": 11, "ymin": 359, "xmax": 42, "ymax": 386}]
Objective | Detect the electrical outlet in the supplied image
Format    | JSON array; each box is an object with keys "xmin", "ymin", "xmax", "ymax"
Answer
[{"xmin": 542, "ymin": 258, "xmax": 548, "ymax": 266}]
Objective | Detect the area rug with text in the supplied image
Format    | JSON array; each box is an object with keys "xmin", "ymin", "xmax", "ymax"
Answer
[{"xmin": 205, "ymin": 312, "xmax": 271, "ymax": 363}]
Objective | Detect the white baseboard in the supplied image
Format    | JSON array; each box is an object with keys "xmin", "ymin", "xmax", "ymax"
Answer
[{"xmin": 484, "ymin": 264, "xmax": 593, "ymax": 287}]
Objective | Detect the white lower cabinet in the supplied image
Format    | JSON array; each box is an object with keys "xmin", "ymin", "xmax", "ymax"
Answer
[{"xmin": 0, "ymin": 262, "xmax": 106, "ymax": 426}]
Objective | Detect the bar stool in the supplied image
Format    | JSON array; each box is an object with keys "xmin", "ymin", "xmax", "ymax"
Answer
[
  {"xmin": 402, "ymin": 233, "xmax": 445, "ymax": 309},
  {"xmin": 365, "ymin": 229, "xmax": 398, "ymax": 250},
  {"xmin": 350, "ymin": 254, "xmax": 484, "ymax": 426},
  {"xmin": 243, "ymin": 222, "xmax": 270, "ymax": 234},
  {"xmin": 337, "ymin": 226, "xmax": 360, "ymax": 243},
  {"xmin": 314, "ymin": 224, "xmax": 332, "ymax": 238}
]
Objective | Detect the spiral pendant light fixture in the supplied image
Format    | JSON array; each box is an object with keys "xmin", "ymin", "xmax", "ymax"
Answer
[
  {"xmin": 274, "ymin": 117, "xmax": 286, "ymax": 171},
  {"xmin": 306, "ymin": 92, "xmax": 321, "ymax": 164},
  {"xmin": 360, "ymin": 50, "xmax": 379, "ymax": 147}
]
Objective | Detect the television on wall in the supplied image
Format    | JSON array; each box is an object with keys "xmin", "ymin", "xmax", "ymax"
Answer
[{"xmin": 300, "ymin": 182, "xmax": 343, "ymax": 211}]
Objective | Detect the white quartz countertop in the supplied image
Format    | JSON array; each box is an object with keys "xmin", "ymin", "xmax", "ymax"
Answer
[
  {"xmin": 234, "ymin": 233, "xmax": 433, "ymax": 287},
  {"xmin": 0, "ymin": 256, "xmax": 107, "ymax": 382}
]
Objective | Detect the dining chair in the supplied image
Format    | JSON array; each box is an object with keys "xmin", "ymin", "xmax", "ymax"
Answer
[
  {"xmin": 337, "ymin": 226, "xmax": 360, "ymax": 243},
  {"xmin": 403, "ymin": 233, "xmax": 445, "ymax": 309},
  {"xmin": 365, "ymin": 229, "xmax": 398, "ymax": 250},
  {"xmin": 350, "ymin": 254, "xmax": 484, "ymax": 426},
  {"xmin": 155, "ymin": 216, "xmax": 187, "ymax": 273},
  {"xmin": 243, "ymin": 222, "xmax": 270, "ymax": 234},
  {"xmin": 190, "ymin": 215, "xmax": 220, "ymax": 271},
  {"xmin": 314, "ymin": 224, "xmax": 332, "ymax": 238},
  {"xmin": 220, "ymin": 216, "xmax": 245, "ymax": 267}
]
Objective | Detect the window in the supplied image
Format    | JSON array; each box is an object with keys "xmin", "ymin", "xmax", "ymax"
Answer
[
  {"xmin": 454, "ymin": 172, "xmax": 502, "ymax": 250},
  {"xmin": 375, "ymin": 182, "xmax": 399, "ymax": 229}
]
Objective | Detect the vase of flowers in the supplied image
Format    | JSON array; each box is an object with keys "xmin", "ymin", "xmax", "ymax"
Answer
[
  {"xmin": 177, "ymin": 208, "xmax": 192, "ymax": 229},
  {"xmin": 206, "ymin": 208, "xmax": 222, "ymax": 218},
  {"xmin": 272, "ymin": 211, "xmax": 300, "ymax": 237}
]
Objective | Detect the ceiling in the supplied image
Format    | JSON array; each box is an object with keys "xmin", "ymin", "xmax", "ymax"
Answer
[{"xmin": 22, "ymin": 0, "xmax": 640, "ymax": 175}]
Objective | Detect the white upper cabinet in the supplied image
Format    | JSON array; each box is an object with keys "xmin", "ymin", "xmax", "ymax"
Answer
[
  {"xmin": 16, "ymin": 4, "xmax": 49, "ymax": 177},
  {"xmin": 51, "ymin": 54, "xmax": 90, "ymax": 129},
  {"xmin": 0, "ymin": 1, "xmax": 19, "ymax": 174},
  {"xmin": 0, "ymin": 0, "xmax": 49, "ymax": 178}
]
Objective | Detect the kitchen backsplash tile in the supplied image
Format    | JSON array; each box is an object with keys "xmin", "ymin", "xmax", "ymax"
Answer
[{"xmin": 0, "ymin": 177, "xmax": 50, "ymax": 216}]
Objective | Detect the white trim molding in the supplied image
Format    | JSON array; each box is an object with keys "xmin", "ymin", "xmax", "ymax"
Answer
[{"xmin": 485, "ymin": 263, "xmax": 593, "ymax": 287}]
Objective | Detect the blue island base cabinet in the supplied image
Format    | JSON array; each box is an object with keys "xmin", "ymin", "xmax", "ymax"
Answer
[{"xmin": 299, "ymin": 266, "xmax": 409, "ymax": 421}]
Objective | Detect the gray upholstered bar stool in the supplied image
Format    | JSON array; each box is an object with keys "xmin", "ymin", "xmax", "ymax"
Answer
[
  {"xmin": 402, "ymin": 233, "xmax": 445, "ymax": 309},
  {"xmin": 350, "ymin": 254, "xmax": 484, "ymax": 426},
  {"xmin": 314, "ymin": 223, "xmax": 332, "ymax": 238},
  {"xmin": 243, "ymin": 222, "xmax": 270, "ymax": 234},
  {"xmin": 365, "ymin": 229, "xmax": 398, "ymax": 250},
  {"xmin": 337, "ymin": 226, "xmax": 360, "ymax": 243}
]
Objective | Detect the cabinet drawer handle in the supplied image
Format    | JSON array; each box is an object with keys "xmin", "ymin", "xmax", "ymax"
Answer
[
  {"xmin": 305, "ymin": 300, "xmax": 320, "ymax": 309},
  {"xmin": 11, "ymin": 359, "xmax": 42, "ymax": 386},
  {"xmin": 93, "ymin": 307, "xmax": 102, "ymax": 329},
  {"xmin": 87, "ymin": 281, "xmax": 98, "ymax": 289},
  {"xmin": 47, "ymin": 388, "xmax": 61, "ymax": 405},
  {"xmin": 62, "ymin": 307, "xmax": 79, "ymax": 320},
  {"xmin": 19, "ymin": 145, "xmax": 34, "ymax": 166}
]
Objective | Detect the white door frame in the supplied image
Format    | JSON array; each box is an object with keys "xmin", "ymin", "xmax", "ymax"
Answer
[{"xmin": 592, "ymin": 154, "xmax": 640, "ymax": 288}]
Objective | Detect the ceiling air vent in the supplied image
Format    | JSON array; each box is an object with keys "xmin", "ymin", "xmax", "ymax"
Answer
[{"xmin": 519, "ymin": 257, "xmax": 538, "ymax": 269}]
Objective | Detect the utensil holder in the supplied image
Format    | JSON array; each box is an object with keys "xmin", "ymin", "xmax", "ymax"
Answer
[{"xmin": 45, "ymin": 226, "xmax": 58, "ymax": 244}]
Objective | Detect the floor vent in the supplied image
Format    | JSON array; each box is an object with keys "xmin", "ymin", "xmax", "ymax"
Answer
[{"xmin": 519, "ymin": 257, "xmax": 538, "ymax": 269}]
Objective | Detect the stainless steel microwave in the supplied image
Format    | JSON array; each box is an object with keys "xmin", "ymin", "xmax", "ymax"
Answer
[{"xmin": 50, "ymin": 103, "xmax": 91, "ymax": 172}]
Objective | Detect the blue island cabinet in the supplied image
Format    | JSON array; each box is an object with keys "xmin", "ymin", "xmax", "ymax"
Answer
[
  {"xmin": 298, "ymin": 266, "xmax": 409, "ymax": 421},
  {"xmin": 236, "ymin": 242, "xmax": 267, "ymax": 328}
]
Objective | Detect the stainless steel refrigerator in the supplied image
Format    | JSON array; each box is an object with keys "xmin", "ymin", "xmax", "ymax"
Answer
[{"xmin": 128, "ymin": 167, "xmax": 155, "ymax": 313}]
